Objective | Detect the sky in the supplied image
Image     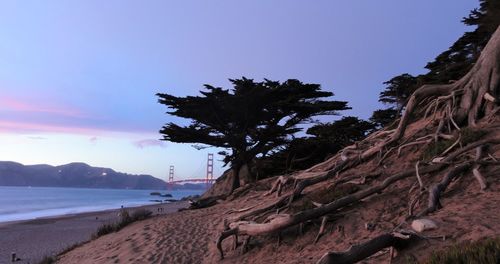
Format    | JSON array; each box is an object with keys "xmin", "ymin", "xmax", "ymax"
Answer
[{"xmin": 0, "ymin": 0, "xmax": 479, "ymax": 181}]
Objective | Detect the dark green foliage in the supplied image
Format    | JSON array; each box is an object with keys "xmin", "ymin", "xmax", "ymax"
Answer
[
  {"xmin": 306, "ymin": 116, "xmax": 376, "ymax": 145},
  {"xmin": 94, "ymin": 222, "xmax": 116, "ymax": 238},
  {"xmin": 377, "ymin": 1, "xmax": 500, "ymax": 126},
  {"xmin": 422, "ymin": 127, "xmax": 487, "ymax": 161},
  {"xmin": 257, "ymin": 117, "xmax": 375, "ymax": 176},
  {"xmin": 157, "ymin": 78, "xmax": 349, "ymax": 191},
  {"xmin": 422, "ymin": 139, "xmax": 455, "ymax": 162},
  {"xmin": 379, "ymin": 73, "xmax": 420, "ymax": 111},
  {"xmin": 425, "ymin": 0, "xmax": 500, "ymax": 84},
  {"xmin": 460, "ymin": 126, "xmax": 488, "ymax": 144},
  {"xmin": 370, "ymin": 108, "xmax": 399, "ymax": 129},
  {"xmin": 93, "ymin": 209, "xmax": 152, "ymax": 239},
  {"xmin": 424, "ymin": 237, "xmax": 500, "ymax": 264}
]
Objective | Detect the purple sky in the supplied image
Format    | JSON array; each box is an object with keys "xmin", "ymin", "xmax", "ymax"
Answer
[{"xmin": 0, "ymin": 1, "xmax": 478, "ymax": 181}]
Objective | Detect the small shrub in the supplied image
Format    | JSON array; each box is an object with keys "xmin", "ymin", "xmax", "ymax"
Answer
[
  {"xmin": 424, "ymin": 237, "xmax": 500, "ymax": 264},
  {"xmin": 460, "ymin": 127, "xmax": 487, "ymax": 145},
  {"xmin": 422, "ymin": 126, "xmax": 488, "ymax": 161},
  {"xmin": 92, "ymin": 209, "xmax": 152, "ymax": 239},
  {"xmin": 131, "ymin": 208, "xmax": 153, "ymax": 221},
  {"xmin": 422, "ymin": 139, "xmax": 454, "ymax": 161},
  {"xmin": 308, "ymin": 183, "xmax": 359, "ymax": 204},
  {"xmin": 93, "ymin": 223, "xmax": 117, "ymax": 238},
  {"xmin": 37, "ymin": 256, "xmax": 55, "ymax": 264}
]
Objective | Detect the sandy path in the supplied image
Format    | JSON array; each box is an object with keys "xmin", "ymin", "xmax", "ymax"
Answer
[
  {"xmin": 0, "ymin": 202, "xmax": 187, "ymax": 264},
  {"xmin": 57, "ymin": 204, "xmax": 226, "ymax": 264}
]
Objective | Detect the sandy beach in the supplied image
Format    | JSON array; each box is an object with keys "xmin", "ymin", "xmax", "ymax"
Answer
[
  {"xmin": 0, "ymin": 201, "xmax": 188, "ymax": 264},
  {"xmin": 55, "ymin": 161, "xmax": 500, "ymax": 264}
]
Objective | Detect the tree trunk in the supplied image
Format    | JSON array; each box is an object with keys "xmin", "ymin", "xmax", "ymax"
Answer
[{"xmin": 230, "ymin": 164, "xmax": 241, "ymax": 195}]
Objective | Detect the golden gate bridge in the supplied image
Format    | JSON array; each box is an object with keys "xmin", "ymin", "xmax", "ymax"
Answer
[{"xmin": 166, "ymin": 153, "xmax": 215, "ymax": 190}]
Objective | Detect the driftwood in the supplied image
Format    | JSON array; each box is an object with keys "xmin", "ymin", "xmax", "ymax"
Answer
[
  {"xmin": 187, "ymin": 195, "xmax": 225, "ymax": 210},
  {"xmin": 316, "ymin": 233, "xmax": 418, "ymax": 264}
]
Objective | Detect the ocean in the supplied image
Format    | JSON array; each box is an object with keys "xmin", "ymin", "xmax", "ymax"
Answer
[{"xmin": 0, "ymin": 186, "xmax": 203, "ymax": 223}]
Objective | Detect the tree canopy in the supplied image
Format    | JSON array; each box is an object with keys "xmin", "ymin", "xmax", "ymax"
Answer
[
  {"xmin": 369, "ymin": 108, "xmax": 399, "ymax": 129},
  {"xmin": 258, "ymin": 116, "xmax": 375, "ymax": 176},
  {"xmin": 157, "ymin": 77, "xmax": 349, "ymax": 192},
  {"xmin": 372, "ymin": 0, "xmax": 500, "ymax": 128},
  {"xmin": 378, "ymin": 73, "xmax": 420, "ymax": 112},
  {"xmin": 424, "ymin": 0, "xmax": 500, "ymax": 84}
]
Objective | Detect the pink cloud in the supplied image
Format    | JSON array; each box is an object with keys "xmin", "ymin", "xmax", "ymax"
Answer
[
  {"xmin": 0, "ymin": 120, "xmax": 104, "ymax": 135},
  {"xmin": 133, "ymin": 139, "xmax": 166, "ymax": 149},
  {"xmin": 28, "ymin": 136, "xmax": 47, "ymax": 140},
  {"xmin": 0, "ymin": 96, "xmax": 87, "ymax": 118}
]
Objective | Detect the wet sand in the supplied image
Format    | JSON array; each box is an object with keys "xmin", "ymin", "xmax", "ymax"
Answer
[{"xmin": 0, "ymin": 201, "xmax": 188, "ymax": 264}]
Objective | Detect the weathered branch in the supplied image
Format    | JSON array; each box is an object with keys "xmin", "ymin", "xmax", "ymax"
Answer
[
  {"xmin": 314, "ymin": 216, "xmax": 328, "ymax": 243},
  {"xmin": 316, "ymin": 233, "xmax": 418, "ymax": 264},
  {"xmin": 217, "ymin": 163, "xmax": 444, "ymax": 258},
  {"xmin": 472, "ymin": 145, "xmax": 488, "ymax": 190},
  {"xmin": 472, "ymin": 168, "xmax": 488, "ymax": 190},
  {"xmin": 415, "ymin": 161, "xmax": 424, "ymax": 190},
  {"xmin": 418, "ymin": 162, "xmax": 472, "ymax": 217},
  {"xmin": 288, "ymin": 159, "xmax": 350, "ymax": 205}
]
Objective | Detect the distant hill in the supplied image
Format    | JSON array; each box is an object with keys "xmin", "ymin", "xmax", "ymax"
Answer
[{"xmin": 0, "ymin": 161, "xmax": 206, "ymax": 190}]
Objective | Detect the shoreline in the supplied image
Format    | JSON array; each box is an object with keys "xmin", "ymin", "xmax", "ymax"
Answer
[
  {"xmin": 0, "ymin": 201, "xmax": 189, "ymax": 264},
  {"xmin": 0, "ymin": 201, "xmax": 168, "ymax": 227}
]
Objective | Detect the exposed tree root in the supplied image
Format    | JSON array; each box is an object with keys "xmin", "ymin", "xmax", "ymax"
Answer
[
  {"xmin": 415, "ymin": 161, "xmax": 425, "ymax": 190},
  {"xmin": 473, "ymin": 146, "xmax": 488, "ymax": 190},
  {"xmin": 288, "ymin": 160, "xmax": 350, "ymax": 205},
  {"xmin": 218, "ymin": 137, "xmax": 500, "ymax": 259},
  {"xmin": 216, "ymin": 25, "xmax": 500, "ymax": 263},
  {"xmin": 266, "ymin": 175, "xmax": 292, "ymax": 197},
  {"xmin": 233, "ymin": 196, "xmax": 289, "ymax": 221},
  {"xmin": 314, "ymin": 216, "xmax": 328, "ymax": 243},
  {"xmin": 398, "ymin": 140, "xmax": 431, "ymax": 157},
  {"xmin": 408, "ymin": 190, "xmax": 426, "ymax": 217},
  {"xmin": 417, "ymin": 162, "xmax": 472, "ymax": 217},
  {"xmin": 217, "ymin": 162, "xmax": 445, "ymax": 259},
  {"xmin": 472, "ymin": 167, "xmax": 488, "ymax": 190},
  {"xmin": 316, "ymin": 232, "xmax": 419, "ymax": 264}
]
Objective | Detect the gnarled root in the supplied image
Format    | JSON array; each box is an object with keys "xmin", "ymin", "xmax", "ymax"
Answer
[
  {"xmin": 288, "ymin": 159, "xmax": 350, "ymax": 205},
  {"xmin": 266, "ymin": 175, "xmax": 292, "ymax": 197},
  {"xmin": 218, "ymin": 137, "xmax": 500, "ymax": 259},
  {"xmin": 473, "ymin": 146, "xmax": 488, "ymax": 190},
  {"xmin": 314, "ymin": 216, "xmax": 328, "ymax": 243},
  {"xmin": 217, "ymin": 162, "xmax": 444, "ymax": 258},
  {"xmin": 418, "ymin": 162, "xmax": 472, "ymax": 217},
  {"xmin": 316, "ymin": 232, "xmax": 419, "ymax": 264}
]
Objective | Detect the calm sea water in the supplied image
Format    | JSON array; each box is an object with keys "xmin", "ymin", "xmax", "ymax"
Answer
[{"xmin": 0, "ymin": 186, "xmax": 203, "ymax": 223}]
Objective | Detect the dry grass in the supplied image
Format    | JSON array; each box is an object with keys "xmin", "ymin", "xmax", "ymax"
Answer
[
  {"xmin": 93, "ymin": 208, "xmax": 152, "ymax": 239},
  {"xmin": 423, "ymin": 237, "xmax": 500, "ymax": 264}
]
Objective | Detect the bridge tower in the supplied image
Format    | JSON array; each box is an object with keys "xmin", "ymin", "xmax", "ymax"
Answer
[
  {"xmin": 167, "ymin": 165, "xmax": 174, "ymax": 190},
  {"xmin": 206, "ymin": 153, "xmax": 213, "ymax": 189}
]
